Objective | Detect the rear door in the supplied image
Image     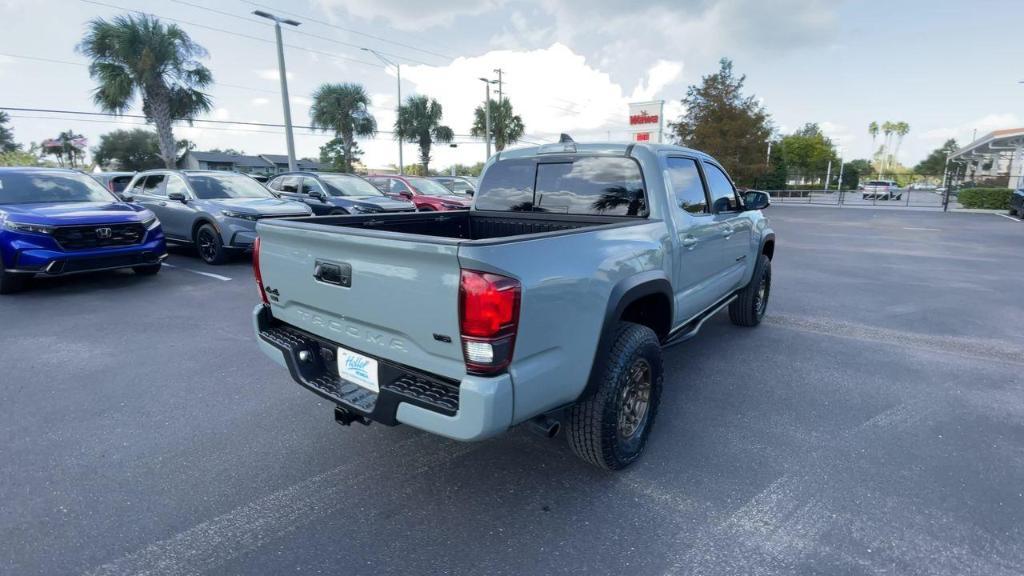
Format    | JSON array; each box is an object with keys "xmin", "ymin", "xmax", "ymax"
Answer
[{"xmin": 256, "ymin": 222, "xmax": 467, "ymax": 380}]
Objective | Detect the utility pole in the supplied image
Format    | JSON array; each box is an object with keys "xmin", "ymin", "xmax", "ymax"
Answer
[
  {"xmin": 253, "ymin": 10, "xmax": 300, "ymax": 172},
  {"xmin": 493, "ymin": 68, "xmax": 504, "ymax": 102},
  {"xmin": 824, "ymin": 159, "xmax": 832, "ymax": 192},
  {"xmin": 479, "ymin": 77, "xmax": 497, "ymax": 160},
  {"xmin": 362, "ymin": 48, "xmax": 403, "ymax": 175},
  {"xmin": 766, "ymin": 141, "xmax": 772, "ymax": 165}
]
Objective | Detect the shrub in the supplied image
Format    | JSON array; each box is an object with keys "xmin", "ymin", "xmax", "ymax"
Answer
[{"xmin": 957, "ymin": 188, "xmax": 1013, "ymax": 210}]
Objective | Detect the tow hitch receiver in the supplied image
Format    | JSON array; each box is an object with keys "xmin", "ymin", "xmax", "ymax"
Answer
[{"xmin": 334, "ymin": 406, "xmax": 371, "ymax": 427}]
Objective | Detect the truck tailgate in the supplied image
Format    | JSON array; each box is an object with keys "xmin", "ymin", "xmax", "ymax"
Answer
[{"xmin": 257, "ymin": 223, "xmax": 466, "ymax": 381}]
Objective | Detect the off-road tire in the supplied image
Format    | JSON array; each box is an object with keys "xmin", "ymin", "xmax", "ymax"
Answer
[
  {"xmin": 567, "ymin": 322, "xmax": 663, "ymax": 470},
  {"xmin": 0, "ymin": 267, "xmax": 27, "ymax": 294},
  {"xmin": 195, "ymin": 223, "xmax": 227, "ymax": 265},
  {"xmin": 729, "ymin": 253, "xmax": 771, "ymax": 327},
  {"xmin": 133, "ymin": 263, "xmax": 162, "ymax": 276}
]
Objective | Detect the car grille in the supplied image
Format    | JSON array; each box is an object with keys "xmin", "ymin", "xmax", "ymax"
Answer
[{"xmin": 52, "ymin": 223, "xmax": 146, "ymax": 250}]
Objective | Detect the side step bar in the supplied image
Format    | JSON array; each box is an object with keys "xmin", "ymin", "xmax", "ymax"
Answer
[{"xmin": 662, "ymin": 295, "xmax": 737, "ymax": 348}]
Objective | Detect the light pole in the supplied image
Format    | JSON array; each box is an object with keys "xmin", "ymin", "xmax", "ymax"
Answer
[
  {"xmin": 449, "ymin": 143, "xmax": 458, "ymax": 177},
  {"xmin": 479, "ymin": 77, "xmax": 497, "ymax": 160},
  {"xmin": 253, "ymin": 10, "xmax": 300, "ymax": 172},
  {"xmin": 362, "ymin": 48, "xmax": 403, "ymax": 175}
]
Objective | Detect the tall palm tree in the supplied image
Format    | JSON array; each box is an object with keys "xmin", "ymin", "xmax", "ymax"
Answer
[
  {"xmin": 471, "ymin": 98, "xmax": 525, "ymax": 152},
  {"xmin": 891, "ymin": 122, "xmax": 910, "ymax": 168},
  {"xmin": 881, "ymin": 121, "xmax": 896, "ymax": 173},
  {"xmin": 309, "ymin": 83, "xmax": 377, "ymax": 173},
  {"xmin": 868, "ymin": 121, "xmax": 879, "ymax": 153},
  {"xmin": 394, "ymin": 95, "xmax": 453, "ymax": 174},
  {"xmin": 78, "ymin": 14, "xmax": 212, "ymax": 168}
]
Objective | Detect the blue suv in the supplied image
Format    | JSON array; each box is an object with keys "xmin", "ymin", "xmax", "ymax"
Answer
[{"xmin": 0, "ymin": 167, "xmax": 167, "ymax": 294}]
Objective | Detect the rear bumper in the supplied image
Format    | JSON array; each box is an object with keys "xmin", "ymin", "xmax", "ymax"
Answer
[{"xmin": 253, "ymin": 305, "xmax": 513, "ymax": 441}]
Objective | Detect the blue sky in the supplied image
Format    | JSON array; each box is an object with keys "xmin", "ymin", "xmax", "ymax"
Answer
[{"xmin": 1, "ymin": 0, "xmax": 1021, "ymax": 169}]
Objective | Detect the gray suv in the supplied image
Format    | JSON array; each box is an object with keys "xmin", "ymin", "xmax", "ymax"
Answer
[{"xmin": 125, "ymin": 170, "xmax": 312, "ymax": 264}]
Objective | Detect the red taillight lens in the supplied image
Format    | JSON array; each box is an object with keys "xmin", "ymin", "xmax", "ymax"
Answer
[
  {"xmin": 459, "ymin": 269, "xmax": 520, "ymax": 375},
  {"xmin": 253, "ymin": 236, "xmax": 268, "ymax": 305}
]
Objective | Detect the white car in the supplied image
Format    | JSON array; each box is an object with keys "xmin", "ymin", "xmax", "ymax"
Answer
[{"xmin": 862, "ymin": 180, "xmax": 902, "ymax": 200}]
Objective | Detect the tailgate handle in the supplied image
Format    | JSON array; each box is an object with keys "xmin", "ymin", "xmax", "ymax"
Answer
[{"xmin": 313, "ymin": 261, "xmax": 351, "ymax": 287}]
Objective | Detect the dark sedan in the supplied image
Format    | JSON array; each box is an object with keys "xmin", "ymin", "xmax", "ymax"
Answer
[{"xmin": 267, "ymin": 172, "xmax": 417, "ymax": 215}]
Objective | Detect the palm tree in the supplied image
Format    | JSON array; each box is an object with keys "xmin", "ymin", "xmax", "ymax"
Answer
[
  {"xmin": 471, "ymin": 98, "xmax": 525, "ymax": 152},
  {"xmin": 78, "ymin": 14, "xmax": 212, "ymax": 168},
  {"xmin": 881, "ymin": 121, "xmax": 896, "ymax": 174},
  {"xmin": 868, "ymin": 121, "xmax": 879, "ymax": 153},
  {"xmin": 892, "ymin": 122, "xmax": 910, "ymax": 168},
  {"xmin": 394, "ymin": 95, "xmax": 453, "ymax": 174},
  {"xmin": 309, "ymin": 83, "xmax": 377, "ymax": 173}
]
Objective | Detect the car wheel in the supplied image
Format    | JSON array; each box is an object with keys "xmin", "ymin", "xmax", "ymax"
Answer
[
  {"xmin": 195, "ymin": 223, "xmax": 227, "ymax": 265},
  {"xmin": 133, "ymin": 263, "xmax": 162, "ymax": 276},
  {"xmin": 0, "ymin": 266, "xmax": 28, "ymax": 294},
  {"xmin": 567, "ymin": 322, "xmax": 663, "ymax": 470},
  {"xmin": 729, "ymin": 254, "xmax": 771, "ymax": 327}
]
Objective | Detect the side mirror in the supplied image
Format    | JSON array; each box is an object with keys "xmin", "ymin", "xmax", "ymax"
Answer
[
  {"xmin": 399, "ymin": 191, "xmax": 413, "ymax": 199},
  {"xmin": 120, "ymin": 192, "xmax": 135, "ymax": 203},
  {"xmin": 168, "ymin": 191, "xmax": 188, "ymax": 203},
  {"xmin": 743, "ymin": 190, "xmax": 771, "ymax": 210},
  {"xmin": 312, "ymin": 191, "xmax": 327, "ymax": 202}
]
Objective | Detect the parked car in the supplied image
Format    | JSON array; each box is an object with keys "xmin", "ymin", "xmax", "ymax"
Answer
[
  {"xmin": 862, "ymin": 180, "xmax": 903, "ymax": 200},
  {"xmin": 124, "ymin": 170, "xmax": 311, "ymax": 265},
  {"xmin": 253, "ymin": 141, "xmax": 775, "ymax": 470},
  {"xmin": 366, "ymin": 174, "xmax": 472, "ymax": 211},
  {"xmin": 432, "ymin": 176, "xmax": 477, "ymax": 197},
  {"xmin": 1010, "ymin": 189, "xmax": 1024, "ymax": 218},
  {"xmin": 267, "ymin": 172, "xmax": 417, "ymax": 215},
  {"xmin": 90, "ymin": 171, "xmax": 137, "ymax": 199},
  {"xmin": 246, "ymin": 173, "xmax": 271, "ymax": 184},
  {"xmin": 0, "ymin": 168, "xmax": 166, "ymax": 294}
]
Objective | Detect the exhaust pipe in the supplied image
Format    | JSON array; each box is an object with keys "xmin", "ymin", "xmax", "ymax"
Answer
[{"xmin": 529, "ymin": 415, "xmax": 561, "ymax": 439}]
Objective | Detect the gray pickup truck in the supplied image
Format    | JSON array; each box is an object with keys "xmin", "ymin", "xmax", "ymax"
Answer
[{"xmin": 253, "ymin": 141, "xmax": 775, "ymax": 469}]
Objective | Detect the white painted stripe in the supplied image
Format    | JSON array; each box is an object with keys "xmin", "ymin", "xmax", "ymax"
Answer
[
  {"xmin": 996, "ymin": 213, "xmax": 1022, "ymax": 222},
  {"xmin": 903, "ymin": 227, "xmax": 941, "ymax": 231},
  {"xmin": 163, "ymin": 262, "xmax": 232, "ymax": 281}
]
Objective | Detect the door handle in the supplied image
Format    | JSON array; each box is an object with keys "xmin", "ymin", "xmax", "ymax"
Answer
[
  {"xmin": 681, "ymin": 236, "xmax": 698, "ymax": 249},
  {"xmin": 722, "ymin": 227, "xmax": 733, "ymax": 238}
]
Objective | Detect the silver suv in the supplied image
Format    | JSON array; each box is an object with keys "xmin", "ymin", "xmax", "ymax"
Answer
[{"xmin": 125, "ymin": 170, "xmax": 311, "ymax": 264}]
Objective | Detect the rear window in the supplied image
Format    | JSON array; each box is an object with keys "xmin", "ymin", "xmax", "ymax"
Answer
[
  {"xmin": 865, "ymin": 181, "xmax": 891, "ymax": 187},
  {"xmin": 475, "ymin": 156, "xmax": 647, "ymax": 216}
]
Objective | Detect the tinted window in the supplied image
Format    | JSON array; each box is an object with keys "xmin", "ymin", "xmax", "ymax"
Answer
[
  {"xmin": 703, "ymin": 163, "xmax": 738, "ymax": 212},
  {"xmin": 407, "ymin": 177, "xmax": 461, "ymax": 198},
  {"xmin": 319, "ymin": 174, "xmax": 384, "ymax": 197},
  {"xmin": 535, "ymin": 157, "xmax": 646, "ymax": 216},
  {"xmin": 0, "ymin": 171, "xmax": 118, "ymax": 205},
  {"xmin": 666, "ymin": 157, "xmax": 707, "ymax": 214},
  {"xmin": 109, "ymin": 175, "xmax": 133, "ymax": 193},
  {"xmin": 474, "ymin": 159, "xmax": 535, "ymax": 211},
  {"xmin": 277, "ymin": 176, "xmax": 301, "ymax": 193},
  {"xmin": 143, "ymin": 174, "xmax": 167, "ymax": 197},
  {"xmin": 186, "ymin": 173, "xmax": 273, "ymax": 199}
]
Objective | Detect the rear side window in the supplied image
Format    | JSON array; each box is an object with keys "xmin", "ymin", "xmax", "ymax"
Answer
[{"xmin": 476, "ymin": 156, "xmax": 647, "ymax": 216}]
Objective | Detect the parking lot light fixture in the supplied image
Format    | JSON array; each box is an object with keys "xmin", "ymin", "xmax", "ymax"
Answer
[
  {"xmin": 362, "ymin": 48, "xmax": 403, "ymax": 175},
  {"xmin": 253, "ymin": 10, "xmax": 300, "ymax": 172}
]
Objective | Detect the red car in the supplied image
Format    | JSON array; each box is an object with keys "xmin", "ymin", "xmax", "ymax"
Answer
[{"xmin": 366, "ymin": 174, "xmax": 472, "ymax": 211}]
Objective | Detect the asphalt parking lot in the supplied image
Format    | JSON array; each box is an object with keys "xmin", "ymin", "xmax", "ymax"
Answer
[{"xmin": 2, "ymin": 206, "xmax": 1023, "ymax": 575}]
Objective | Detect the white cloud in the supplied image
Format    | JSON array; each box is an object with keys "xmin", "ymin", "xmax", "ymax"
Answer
[
  {"xmin": 251, "ymin": 97, "xmax": 269, "ymax": 107},
  {"xmin": 315, "ymin": 0, "xmax": 503, "ymax": 30},
  {"xmin": 631, "ymin": 60, "xmax": 683, "ymax": 101},
  {"xmin": 211, "ymin": 108, "xmax": 231, "ymax": 121},
  {"xmin": 922, "ymin": 113, "xmax": 1022, "ymax": 146},
  {"xmin": 256, "ymin": 68, "xmax": 293, "ymax": 81},
  {"xmin": 820, "ymin": 121, "xmax": 856, "ymax": 151}
]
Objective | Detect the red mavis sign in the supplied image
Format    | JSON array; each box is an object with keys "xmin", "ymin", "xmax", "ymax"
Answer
[{"xmin": 629, "ymin": 111, "xmax": 659, "ymax": 126}]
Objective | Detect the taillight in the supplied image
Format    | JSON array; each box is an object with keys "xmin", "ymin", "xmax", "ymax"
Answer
[
  {"xmin": 459, "ymin": 269, "xmax": 520, "ymax": 375},
  {"xmin": 253, "ymin": 236, "xmax": 268, "ymax": 305}
]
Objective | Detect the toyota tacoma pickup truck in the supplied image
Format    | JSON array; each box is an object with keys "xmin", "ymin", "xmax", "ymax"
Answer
[{"xmin": 253, "ymin": 140, "xmax": 775, "ymax": 469}]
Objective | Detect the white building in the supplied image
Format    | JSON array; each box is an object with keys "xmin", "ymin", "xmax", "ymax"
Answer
[{"xmin": 948, "ymin": 128, "xmax": 1024, "ymax": 188}]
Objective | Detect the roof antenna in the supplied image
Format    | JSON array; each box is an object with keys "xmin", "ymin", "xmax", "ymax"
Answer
[{"xmin": 559, "ymin": 133, "xmax": 574, "ymax": 143}]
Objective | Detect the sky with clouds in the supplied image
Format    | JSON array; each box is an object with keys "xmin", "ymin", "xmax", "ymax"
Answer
[{"xmin": 0, "ymin": 0, "xmax": 1021, "ymax": 170}]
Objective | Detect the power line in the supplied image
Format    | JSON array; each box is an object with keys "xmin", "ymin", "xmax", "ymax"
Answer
[
  {"xmin": 238, "ymin": 0, "xmax": 456, "ymax": 61},
  {"xmin": 79, "ymin": 0, "xmax": 381, "ymax": 69},
  {"xmin": 171, "ymin": 0, "xmax": 439, "ymax": 67}
]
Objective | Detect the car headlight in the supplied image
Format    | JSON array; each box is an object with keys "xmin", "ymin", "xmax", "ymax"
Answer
[
  {"xmin": 349, "ymin": 205, "xmax": 377, "ymax": 214},
  {"xmin": 221, "ymin": 210, "xmax": 259, "ymax": 221},
  {"xmin": 3, "ymin": 220, "xmax": 55, "ymax": 234},
  {"xmin": 141, "ymin": 214, "xmax": 160, "ymax": 230}
]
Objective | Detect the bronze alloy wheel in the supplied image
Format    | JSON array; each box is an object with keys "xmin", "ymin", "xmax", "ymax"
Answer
[{"xmin": 618, "ymin": 358, "xmax": 652, "ymax": 439}]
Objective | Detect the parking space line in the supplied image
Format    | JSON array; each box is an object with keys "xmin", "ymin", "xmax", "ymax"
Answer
[
  {"xmin": 903, "ymin": 227, "xmax": 941, "ymax": 231},
  {"xmin": 162, "ymin": 263, "xmax": 232, "ymax": 281},
  {"xmin": 996, "ymin": 213, "xmax": 1022, "ymax": 222}
]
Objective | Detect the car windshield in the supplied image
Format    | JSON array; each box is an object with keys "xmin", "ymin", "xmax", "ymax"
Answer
[
  {"xmin": 0, "ymin": 171, "xmax": 118, "ymax": 205},
  {"xmin": 319, "ymin": 174, "xmax": 385, "ymax": 197},
  {"xmin": 407, "ymin": 177, "xmax": 462, "ymax": 198},
  {"xmin": 186, "ymin": 173, "xmax": 274, "ymax": 199}
]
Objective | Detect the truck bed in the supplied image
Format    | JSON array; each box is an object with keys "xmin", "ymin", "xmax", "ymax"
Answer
[{"xmin": 267, "ymin": 210, "xmax": 645, "ymax": 243}]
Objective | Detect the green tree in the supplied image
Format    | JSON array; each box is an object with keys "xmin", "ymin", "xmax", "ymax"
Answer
[
  {"xmin": 669, "ymin": 58, "xmax": 773, "ymax": 186},
  {"xmin": 470, "ymin": 98, "xmax": 524, "ymax": 152},
  {"xmin": 207, "ymin": 147, "xmax": 245, "ymax": 155},
  {"xmin": 0, "ymin": 111, "xmax": 19, "ymax": 153},
  {"xmin": 395, "ymin": 95, "xmax": 453, "ymax": 174},
  {"xmin": 0, "ymin": 148, "xmax": 44, "ymax": 167},
  {"xmin": 445, "ymin": 162, "xmax": 485, "ymax": 177},
  {"xmin": 841, "ymin": 158, "xmax": 873, "ymax": 189},
  {"xmin": 914, "ymin": 139, "xmax": 957, "ymax": 176},
  {"xmin": 78, "ymin": 13, "xmax": 213, "ymax": 168},
  {"xmin": 309, "ymin": 83, "xmax": 376, "ymax": 173},
  {"xmin": 319, "ymin": 137, "xmax": 364, "ymax": 171},
  {"xmin": 778, "ymin": 123, "xmax": 838, "ymax": 182},
  {"xmin": 42, "ymin": 130, "xmax": 87, "ymax": 168},
  {"xmin": 93, "ymin": 128, "xmax": 164, "ymax": 170}
]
